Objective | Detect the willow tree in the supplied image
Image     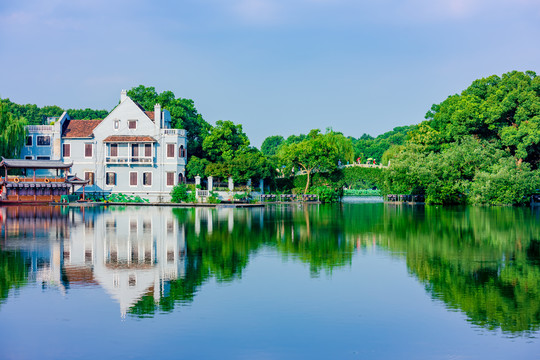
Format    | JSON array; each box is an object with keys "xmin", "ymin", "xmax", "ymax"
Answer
[{"xmin": 0, "ymin": 102, "xmax": 27, "ymax": 159}]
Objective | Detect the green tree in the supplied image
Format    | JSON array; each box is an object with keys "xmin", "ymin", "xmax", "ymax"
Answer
[
  {"xmin": 202, "ymin": 120, "xmax": 250, "ymax": 162},
  {"xmin": 261, "ymin": 135, "xmax": 284, "ymax": 156},
  {"xmin": 186, "ymin": 156, "xmax": 210, "ymax": 178},
  {"xmin": 386, "ymin": 70, "xmax": 540, "ymax": 205},
  {"xmin": 229, "ymin": 148, "xmax": 274, "ymax": 183},
  {"xmin": 278, "ymin": 129, "xmax": 350, "ymax": 193},
  {"xmin": 0, "ymin": 102, "xmax": 27, "ymax": 158}
]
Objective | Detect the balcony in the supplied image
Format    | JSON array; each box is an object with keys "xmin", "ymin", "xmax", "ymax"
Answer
[
  {"xmin": 161, "ymin": 129, "xmax": 186, "ymax": 137},
  {"xmin": 106, "ymin": 156, "xmax": 154, "ymax": 165},
  {"xmin": 27, "ymin": 125, "xmax": 54, "ymax": 133}
]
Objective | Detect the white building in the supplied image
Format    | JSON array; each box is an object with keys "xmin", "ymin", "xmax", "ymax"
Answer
[{"xmin": 21, "ymin": 90, "xmax": 188, "ymax": 202}]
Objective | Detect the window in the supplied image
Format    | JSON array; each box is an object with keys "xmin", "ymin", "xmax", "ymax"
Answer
[
  {"xmin": 37, "ymin": 136, "xmax": 51, "ymax": 146},
  {"xmin": 145, "ymin": 144, "xmax": 152, "ymax": 157},
  {"xmin": 85, "ymin": 143, "xmax": 93, "ymax": 158},
  {"xmin": 25, "ymin": 156, "xmax": 33, "ymax": 160},
  {"xmin": 26, "ymin": 136, "xmax": 32, "ymax": 146},
  {"xmin": 131, "ymin": 144, "xmax": 139, "ymax": 157},
  {"xmin": 130, "ymin": 172, "xmax": 137, "ymax": 186},
  {"xmin": 166, "ymin": 172, "xmax": 175, "ymax": 186},
  {"xmin": 106, "ymin": 172, "xmax": 116, "ymax": 186},
  {"xmin": 37, "ymin": 156, "xmax": 50, "ymax": 160},
  {"xmin": 143, "ymin": 172, "xmax": 152, "ymax": 186},
  {"xmin": 167, "ymin": 144, "xmax": 174, "ymax": 158},
  {"xmin": 63, "ymin": 143, "xmax": 71, "ymax": 158},
  {"xmin": 178, "ymin": 173, "xmax": 185, "ymax": 184},
  {"xmin": 85, "ymin": 172, "xmax": 95, "ymax": 185},
  {"xmin": 179, "ymin": 145, "xmax": 186, "ymax": 158},
  {"xmin": 110, "ymin": 144, "xmax": 118, "ymax": 157},
  {"xmin": 128, "ymin": 120, "xmax": 137, "ymax": 129},
  {"xmin": 114, "ymin": 120, "xmax": 120, "ymax": 130}
]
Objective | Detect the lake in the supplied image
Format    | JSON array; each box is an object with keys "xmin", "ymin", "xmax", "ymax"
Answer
[{"xmin": 0, "ymin": 203, "xmax": 539, "ymax": 359}]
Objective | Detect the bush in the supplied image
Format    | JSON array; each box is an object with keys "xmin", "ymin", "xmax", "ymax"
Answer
[
  {"xmin": 311, "ymin": 186, "xmax": 341, "ymax": 203},
  {"xmin": 208, "ymin": 191, "xmax": 221, "ymax": 204},
  {"xmin": 171, "ymin": 184, "xmax": 189, "ymax": 203}
]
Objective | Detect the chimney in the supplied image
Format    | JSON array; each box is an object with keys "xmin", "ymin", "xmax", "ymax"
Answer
[
  {"xmin": 154, "ymin": 104, "xmax": 162, "ymax": 128},
  {"xmin": 120, "ymin": 90, "xmax": 128, "ymax": 102}
]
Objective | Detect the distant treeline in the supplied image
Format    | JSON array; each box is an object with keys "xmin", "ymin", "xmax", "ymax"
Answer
[{"xmin": 0, "ymin": 98, "xmax": 108, "ymax": 124}]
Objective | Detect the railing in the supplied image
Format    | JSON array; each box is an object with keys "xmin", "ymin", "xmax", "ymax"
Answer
[
  {"xmin": 161, "ymin": 129, "xmax": 186, "ymax": 137},
  {"xmin": 26, "ymin": 125, "xmax": 54, "ymax": 133},
  {"xmin": 105, "ymin": 156, "xmax": 153, "ymax": 164},
  {"xmin": 196, "ymin": 190, "xmax": 209, "ymax": 197}
]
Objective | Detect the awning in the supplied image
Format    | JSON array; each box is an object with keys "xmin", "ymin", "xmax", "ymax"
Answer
[{"xmin": 0, "ymin": 157, "xmax": 73, "ymax": 169}]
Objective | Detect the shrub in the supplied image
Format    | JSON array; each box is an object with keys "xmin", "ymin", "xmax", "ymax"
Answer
[
  {"xmin": 208, "ymin": 191, "xmax": 221, "ymax": 204},
  {"xmin": 171, "ymin": 184, "xmax": 189, "ymax": 203},
  {"xmin": 311, "ymin": 186, "xmax": 341, "ymax": 203}
]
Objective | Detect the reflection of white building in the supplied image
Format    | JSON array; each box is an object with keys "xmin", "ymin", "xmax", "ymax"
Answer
[{"xmin": 64, "ymin": 207, "xmax": 186, "ymax": 317}]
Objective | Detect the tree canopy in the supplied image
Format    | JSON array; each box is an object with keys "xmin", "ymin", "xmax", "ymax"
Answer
[
  {"xmin": 277, "ymin": 129, "xmax": 354, "ymax": 193},
  {"xmin": 0, "ymin": 101, "xmax": 27, "ymax": 159},
  {"xmin": 383, "ymin": 70, "xmax": 540, "ymax": 205}
]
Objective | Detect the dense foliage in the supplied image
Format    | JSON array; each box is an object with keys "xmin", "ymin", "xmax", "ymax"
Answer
[
  {"xmin": 349, "ymin": 125, "xmax": 416, "ymax": 164},
  {"xmin": 384, "ymin": 71, "xmax": 540, "ymax": 205},
  {"xmin": 0, "ymin": 98, "xmax": 108, "ymax": 124},
  {"xmin": 0, "ymin": 102, "xmax": 27, "ymax": 159}
]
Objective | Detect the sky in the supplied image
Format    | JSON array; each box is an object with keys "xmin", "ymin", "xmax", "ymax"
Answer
[{"xmin": 1, "ymin": 0, "xmax": 539, "ymax": 147}]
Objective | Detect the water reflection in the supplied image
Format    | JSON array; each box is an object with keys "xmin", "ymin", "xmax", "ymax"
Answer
[{"xmin": 1, "ymin": 204, "xmax": 539, "ymax": 336}]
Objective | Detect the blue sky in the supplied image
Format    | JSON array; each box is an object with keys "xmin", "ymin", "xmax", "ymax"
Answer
[{"xmin": 1, "ymin": 0, "xmax": 539, "ymax": 147}]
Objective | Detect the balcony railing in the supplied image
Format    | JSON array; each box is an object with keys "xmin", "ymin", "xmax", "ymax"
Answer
[
  {"xmin": 161, "ymin": 129, "xmax": 186, "ymax": 137},
  {"xmin": 26, "ymin": 125, "xmax": 54, "ymax": 133},
  {"xmin": 106, "ymin": 156, "xmax": 154, "ymax": 165}
]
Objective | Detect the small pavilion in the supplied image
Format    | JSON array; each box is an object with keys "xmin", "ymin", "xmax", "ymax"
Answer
[{"xmin": 0, "ymin": 158, "xmax": 88, "ymax": 203}]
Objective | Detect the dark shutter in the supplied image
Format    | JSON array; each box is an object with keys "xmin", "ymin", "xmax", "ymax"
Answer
[
  {"xmin": 145, "ymin": 144, "xmax": 151, "ymax": 157},
  {"xmin": 167, "ymin": 172, "xmax": 174, "ymax": 186},
  {"xmin": 167, "ymin": 144, "xmax": 174, "ymax": 158},
  {"xmin": 85, "ymin": 144, "xmax": 93, "ymax": 157},
  {"xmin": 130, "ymin": 172, "xmax": 137, "ymax": 186},
  {"xmin": 63, "ymin": 144, "xmax": 70, "ymax": 157},
  {"xmin": 132, "ymin": 144, "xmax": 139, "ymax": 157}
]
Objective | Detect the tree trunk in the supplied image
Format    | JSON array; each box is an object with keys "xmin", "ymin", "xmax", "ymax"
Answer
[{"xmin": 304, "ymin": 171, "xmax": 311, "ymax": 194}]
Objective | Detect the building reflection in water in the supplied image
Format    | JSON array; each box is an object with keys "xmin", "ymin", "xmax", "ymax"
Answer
[{"xmin": 1, "ymin": 205, "xmax": 187, "ymax": 318}]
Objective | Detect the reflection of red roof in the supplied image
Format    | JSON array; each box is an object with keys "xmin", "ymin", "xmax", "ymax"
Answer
[
  {"xmin": 63, "ymin": 265, "xmax": 97, "ymax": 286},
  {"xmin": 103, "ymin": 135, "xmax": 156, "ymax": 143},
  {"xmin": 144, "ymin": 111, "xmax": 155, "ymax": 121},
  {"xmin": 63, "ymin": 119, "xmax": 102, "ymax": 138}
]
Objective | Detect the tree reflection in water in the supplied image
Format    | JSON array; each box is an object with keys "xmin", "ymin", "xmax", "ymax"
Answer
[{"xmin": 1, "ymin": 204, "xmax": 539, "ymax": 335}]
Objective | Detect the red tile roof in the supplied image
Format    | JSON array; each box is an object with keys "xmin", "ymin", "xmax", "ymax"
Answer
[
  {"xmin": 145, "ymin": 111, "xmax": 155, "ymax": 121},
  {"xmin": 103, "ymin": 135, "xmax": 157, "ymax": 143},
  {"xmin": 63, "ymin": 119, "xmax": 102, "ymax": 138}
]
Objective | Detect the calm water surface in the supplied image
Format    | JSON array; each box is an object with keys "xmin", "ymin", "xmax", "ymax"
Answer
[{"xmin": 0, "ymin": 203, "xmax": 539, "ymax": 359}]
